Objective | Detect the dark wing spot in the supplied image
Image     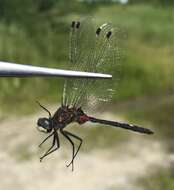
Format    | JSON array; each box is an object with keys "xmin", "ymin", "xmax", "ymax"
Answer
[
  {"xmin": 96, "ymin": 27, "xmax": 101, "ymax": 36},
  {"xmin": 71, "ymin": 21, "xmax": 75, "ymax": 28},
  {"xmin": 106, "ymin": 31, "xmax": 112, "ymax": 39},
  {"xmin": 76, "ymin": 21, "xmax": 80, "ymax": 29}
]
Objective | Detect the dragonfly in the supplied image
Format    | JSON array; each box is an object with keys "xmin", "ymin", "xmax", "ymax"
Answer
[{"xmin": 36, "ymin": 18, "xmax": 154, "ymax": 171}]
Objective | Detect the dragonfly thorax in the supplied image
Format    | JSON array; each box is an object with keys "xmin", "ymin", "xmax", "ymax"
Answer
[
  {"xmin": 53, "ymin": 106, "xmax": 89, "ymax": 126},
  {"xmin": 53, "ymin": 106, "xmax": 75, "ymax": 125}
]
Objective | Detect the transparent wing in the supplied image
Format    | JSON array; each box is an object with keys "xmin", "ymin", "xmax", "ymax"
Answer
[{"xmin": 62, "ymin": 17, "xmax": 124, "ymax": 111}]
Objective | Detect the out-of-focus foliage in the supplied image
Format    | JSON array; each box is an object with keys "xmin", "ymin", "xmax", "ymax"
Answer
[
  {"xmin": 0, "ymin": 0, "xmax": 97, "ymax": 115},
  {"xmin": 0, "ymin": 2, "xmax": 174, "ymax": 115},
  {"xmin": 0, "ymin": 0, "xmax": 96, "ymax": 40},
  {"xmin": 129, "ymin": 0, "xmax": 174, "ymax": 6}
]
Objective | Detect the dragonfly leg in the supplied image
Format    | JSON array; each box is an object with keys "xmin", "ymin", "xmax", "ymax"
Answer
[
  {"xmin": 64, "ymin": 130, "xmax": 82, "ymax": 168},
  {"xmin": 40, "ymin": 131, "xmax": 60, "ymax": 162},
  {"xmin": 36, "ymin": 101, "xmax": 51, "ymax": 117},
  {"xmin": 39, "ymin": 132, "xmax": 54, "ymax": 148},
  {"xmin": 60, "ymin": 129, "xmax": 75, "ymax": 171}
]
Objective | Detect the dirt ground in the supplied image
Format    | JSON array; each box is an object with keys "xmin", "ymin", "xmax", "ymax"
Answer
[{"xmin": 0, "ymin": 111, "xmax": 172, "ymax": 190}]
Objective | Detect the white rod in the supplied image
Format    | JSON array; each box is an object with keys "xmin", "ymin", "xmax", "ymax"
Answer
[{"xmin": 0, "ymin": 61, "xmax": 112, "ymax": 79}]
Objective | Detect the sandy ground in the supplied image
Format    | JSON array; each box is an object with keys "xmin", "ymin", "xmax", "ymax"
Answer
[{"xmin": 0, "ymin": 111, "xmax": 173, "ymax": 190}]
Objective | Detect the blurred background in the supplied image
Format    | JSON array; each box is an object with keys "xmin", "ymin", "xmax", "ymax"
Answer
[{"xmin": 0, "ymin": 0, "xmax": 174, "ymax": 190}]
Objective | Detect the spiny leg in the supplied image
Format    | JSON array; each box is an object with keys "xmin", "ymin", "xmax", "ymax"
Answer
[
  {"xmin": 40, "ymin": 134, "xmax": 55, "ymax": 162},
  {"xmin": 36, "ymin": 101, "xmax": 51, "ymax": 117},
  {"xmin": 64, "ymin": 130, "xmax": 82, "ymax": 167},
  {"xmin": 60, "ymin": 129, "xmax": 75, "ymax": 171},
  {"xmin": 39, "ymin": 132, "xmax": 54, "ymax": 148},
  {"xmin": 41, "ymin": 132, "xmax": 60, "ymax": 160},
  {"xmin": 40, "ymin": 131, "xmax": 60, "ymax": 162}
]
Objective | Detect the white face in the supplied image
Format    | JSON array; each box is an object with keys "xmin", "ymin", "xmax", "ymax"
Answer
[
  {"xmin": 36, "ymin": 125, "xmax": 48, "ymax": 133},
  {"xmin": 37, "ymin": 118, "xmax": 51, "ymax": 133}
]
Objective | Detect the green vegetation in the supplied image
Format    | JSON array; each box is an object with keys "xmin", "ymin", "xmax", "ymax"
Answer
[
  {"xmin": 0, "ymin": 3, "xmax": 174, "ymax": 116},
  {"xmin": 138, "ymin": 168, "xmax": 174, "ymax": 190}
]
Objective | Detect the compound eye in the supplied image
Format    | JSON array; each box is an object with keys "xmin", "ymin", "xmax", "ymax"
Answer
[{"xmin": 44, "ymin": 120, "xmax": 50, "ymax": 126}]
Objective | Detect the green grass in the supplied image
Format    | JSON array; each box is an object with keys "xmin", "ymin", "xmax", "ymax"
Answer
[
  {"xmin": 0, "ymin": 4, "xmax": 174, "ymax": 117},
  {"xmin": 94, "ymin": 4, "xmax": 174, "ymax": 99}
]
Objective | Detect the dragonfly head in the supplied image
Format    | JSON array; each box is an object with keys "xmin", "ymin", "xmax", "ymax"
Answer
[{"xmin": 37, "ymin": 117, "xmax": 52, "ymax": 133}]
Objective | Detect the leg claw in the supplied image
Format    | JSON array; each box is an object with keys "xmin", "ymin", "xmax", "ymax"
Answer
[{"xmin": 40, "ymin": 158, "xmax": 43, "ymax": 162}]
